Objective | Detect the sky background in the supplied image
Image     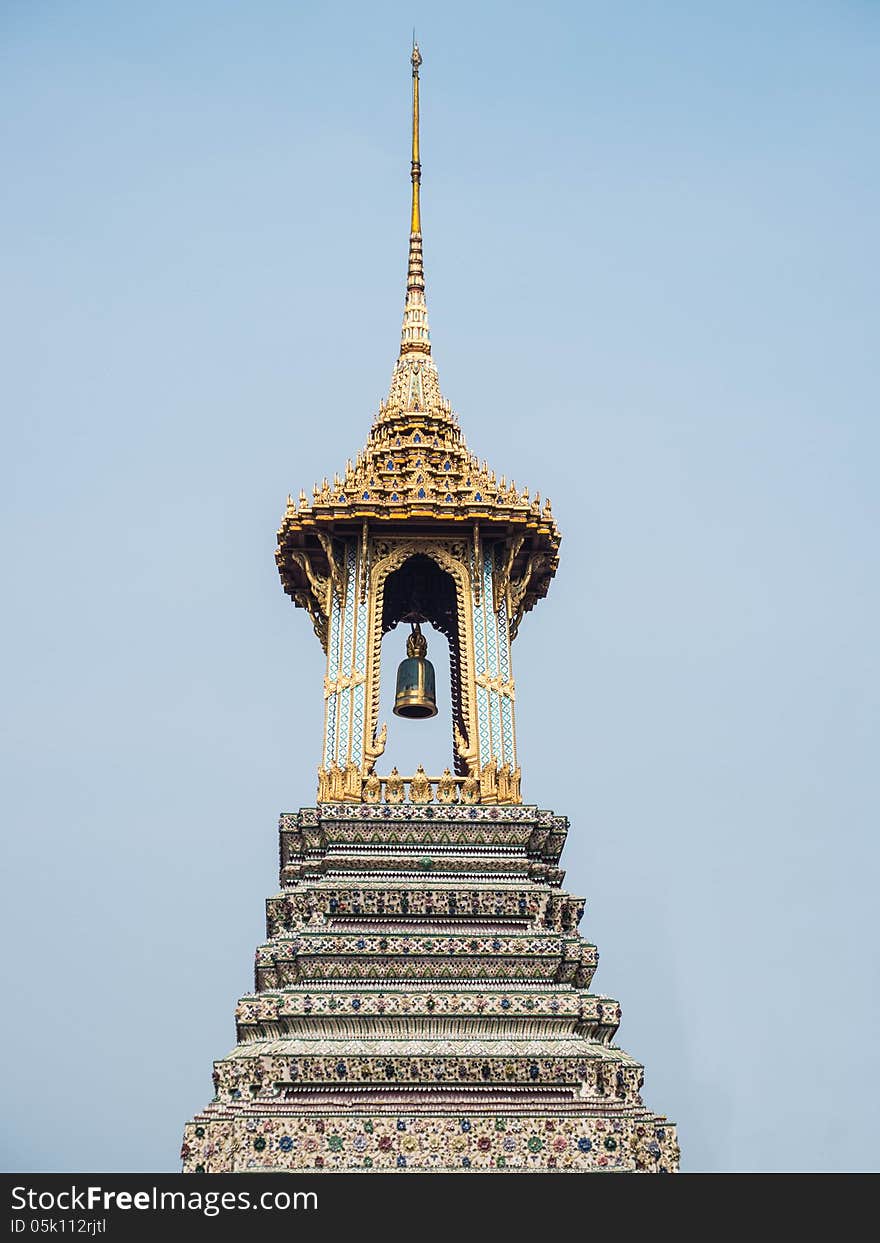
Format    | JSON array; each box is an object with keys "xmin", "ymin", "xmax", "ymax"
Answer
[{"xmin": 2, "ymin": 0, "xmax": 878, "ymax": 1173}]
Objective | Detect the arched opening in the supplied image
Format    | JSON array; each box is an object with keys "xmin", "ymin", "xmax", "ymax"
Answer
[
  {"xmin": 378, "ymin": 554, "xmax": 467, "ymax": 776},
  {"xmin": 379, "ymin": 623, "xmax": 449, "ymax": 775}
]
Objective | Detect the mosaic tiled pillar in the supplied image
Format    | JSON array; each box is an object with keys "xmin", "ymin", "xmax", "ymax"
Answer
[
  {"xmin": 471, "ymin": 539, "xmax": 517, "ymax": 776},
  {"xmin": 322, "ymin": 539, "xmax": 369, "ymax": 777},
  {"xmin": 181, "ymin": 802, "xmax": 679, "ymax": 1173},
  {"xmin": 318, "ymin": 539, "xmax": 370, "ymax": 800}
]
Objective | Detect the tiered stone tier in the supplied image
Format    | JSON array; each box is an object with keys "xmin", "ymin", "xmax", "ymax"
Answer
[{"xmin": 181, "ymin": 803, "xmax": 679, "ymax": 1172}]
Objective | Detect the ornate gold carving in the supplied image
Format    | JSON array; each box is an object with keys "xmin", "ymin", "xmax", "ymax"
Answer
[
  {"xmin": 470, "ymin": 759, "xmax": 522, "ymax": 806},
  {"xmin": 293, "ymin": 589, "xmax": 328, "ymax": 648},
  {"xmin": 493, "ymin": 533, "xmax": 525, "ymax": 612},
  {"xmin": 289, "ymin": 550, "xmax": 331, "ymax": 614},
  {"xmin": 363, "ymin": 722, "xmax": 387, "ymax": 773},
  {"xmin": 509, "ymin": 551, "xmax": 555, "ymax": 641},
  {"xmin": 326, "ymin": 768, "xmax": 489, "ymax": 805},
  {"xmin": 384, "ymin": 767, "xmax": 404, "ymax": 804},
  {"xmin": 316, "ymin": 764, "xmax": 328, "ymax": 803},
  {"xmin": 472, "ymin": 522, "xmax": 481, "ymax": 606},
  {"xmin": 359, "ymin": 519, "xmax": 369, "ymax": 603},
  {"xmin": 409, "ymin": 765, "xmax": 431, "ymax": 802},
  {"xmin": 437, "ymin": 767, "xmax": 457, "ymax": 803},
  {"xmin": 461, "ymin": 772, "xmax": 480, "ymax": 803},
  {"xmin": 316, "ymin": 761, "xmax": 364, "ymax": 803},
  {"xmin": 480, "ymin": 760, "xmax": 497, "ymax": 802},
  {"xmin": 323, "ymin": 669, "xmax": 366, "ymax": 698},
  {"xmin": 508, "ymin": 564, "xmax": 534, "ymax": 635},
  {"xmin": 475, "ymin": 671, "xmax": 516, "ymax": 701},
  {"xmin": 344, "ymin": 763, "xmax": 362, "ymax": 801},
  {"xmin": 315, "ymin": 767, "xmax": 529, "ymax": 805},
  {"xmin": 454, "ymin": 721, "xmax": 479, "ymax": 776},
  {"xmin": 316, "ymin": 531, "xmax": 346, "ymax": 605}
]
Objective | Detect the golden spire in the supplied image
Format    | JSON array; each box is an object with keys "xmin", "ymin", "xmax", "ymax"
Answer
[
  {"xmin": 410, "ymin": 38, "xmax": 422, "ymax": 234},
  {"xmin": 399, "ymin": 39, "xmax": 430, "ymax": 357}
]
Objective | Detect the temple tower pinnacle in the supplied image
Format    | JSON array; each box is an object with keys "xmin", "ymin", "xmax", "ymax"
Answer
[{"xmin": 401, "ymin": 39, "xmax": 429, "ymax": 357}]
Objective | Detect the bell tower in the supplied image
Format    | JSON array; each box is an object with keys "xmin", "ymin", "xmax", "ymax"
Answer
[
  {"xmin": 275, "ymin": 42, "xmax": 559, "ymax": 808},
  {"xmin": 181, "ymin": 44, "xmax": 679, "ymax": 1175}
]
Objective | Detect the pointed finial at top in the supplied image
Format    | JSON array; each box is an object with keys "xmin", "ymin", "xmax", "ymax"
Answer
[{"xmin": 398, "ymin": 41, "xmax": 431, "ymax": 357}]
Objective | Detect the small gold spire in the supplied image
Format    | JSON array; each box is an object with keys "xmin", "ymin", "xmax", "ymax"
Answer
[{"xmin": 399, "ymin": 40, "xmax": 431, "ymax": 358}]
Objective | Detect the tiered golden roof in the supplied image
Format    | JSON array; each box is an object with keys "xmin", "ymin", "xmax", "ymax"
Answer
[{"xmin": 276, "ymin": 42, "xmax": 560, "ymax": 647}]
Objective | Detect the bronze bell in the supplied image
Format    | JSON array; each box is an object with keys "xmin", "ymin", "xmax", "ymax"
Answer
[{"xmin": 393, "ymin": 623, "xmax": 438, "ymax": 719}]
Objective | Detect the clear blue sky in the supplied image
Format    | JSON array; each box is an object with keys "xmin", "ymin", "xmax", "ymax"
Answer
[{"xmin": 2, "ymin": 0, "xmax": 878, "ymax": 1173}]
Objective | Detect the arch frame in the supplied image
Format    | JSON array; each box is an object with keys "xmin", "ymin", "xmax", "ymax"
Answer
[{"xmin": 365, "ymin": 538, "xmax": 478, "ymax": 778}]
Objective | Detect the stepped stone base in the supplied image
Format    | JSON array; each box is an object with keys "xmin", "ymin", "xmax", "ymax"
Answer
[{"xmin": 181, "ymin": 803, "xmax": 679, "ymax": 1173}]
